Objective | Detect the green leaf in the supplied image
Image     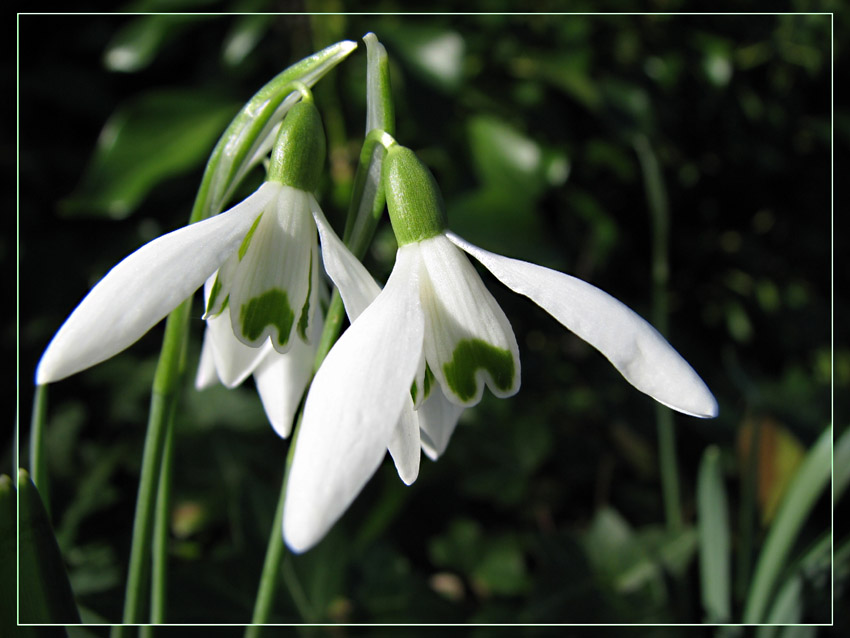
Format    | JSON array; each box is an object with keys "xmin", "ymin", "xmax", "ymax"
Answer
[
  {"xmin": 743, "ymin": 425, "xmax": 834, "ymax": 623},
  {"xmin": 103, "ymin": 15, "xmax": 212, "ymax": 73},
  {"xmin": 0, "ymin": 475, "xmax": 16, "ymax": 634},
  {"xmin": 384, "ymin": 26, "xmax": 465, "ymax": 91},
  {"xmin": 61, "ymin": 89, "xmax": 238, "ymax": 219},
  {"xmin": 222, "ymin": 14, "xmax": 274, "ymax": 68},
  {"xmin": 467, "ymin": 115, "xmax": 568, "ymax": 200},
  {"xmin": 18, "ymin": 469, "xmax": 81, "ymax": 624},
  {"xmin": 697, "ymin": 446, "xmax": 731, "ymax": 623}
]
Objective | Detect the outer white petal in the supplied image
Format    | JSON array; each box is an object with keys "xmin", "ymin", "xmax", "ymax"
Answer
[
  {"xmin": 448, "ymin": 232, "xmax": 718, "ymax": 418},
  {"xmin": 310, "ymin": 201, "xmax": 381, "ymax": 320},
  {"xmin": 388, "ymin": 404, "xmax": 421, "ymax": 486},
  {"xmin": 195, "ymin": 325, "xmax": 219, "ymax": 390},
  {"xmin": 283, "ymin": 245, "xmax": 424, "ymax": 553},
  {"xmin": 228, "ymin": 185, "xmax": 314, "ymax": 352},
  {"xmin": 202, "ymin": 275, "xmax": 270, "ymax": 388},
  {"xmin": 417, "ymin": 389, "xmax": 465, "ymax": 461},
  {"xmin": 418, "ymin": 234, "xmax": 520, "ymax": 407},
  {"xmin": 36, "ymin": 183, "xmax": 279, "ymax": 384}
]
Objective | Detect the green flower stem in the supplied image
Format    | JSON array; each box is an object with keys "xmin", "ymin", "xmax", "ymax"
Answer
[
  {"xmin": 245, "ymin": 126, "xmax": 390, "ymax": 637},
  {"xmin": 113, "ymin": 301, "xmax": 190, "ymax": 637},
  {"xmin": 245, "ymin": 412, "xmax": 317, "ymax": 634},
  {"xmin": 112, "ymin": 44, "xmax": 357, "ymax": 634},
  {"xmin": 634, "ymin": 134, "xmax": 682, "ymax": 532},
  {"xmin": 247, "ymin": 36, "xmax": 392, "ymax": 631},
  {"xmin": 742, "ymin": 424, "xmax": 834, "ymax": 623},
  {"xmin": 150, "ymin": 407, "xmax": 176, "ymax": 625},
  {"xmin": 28, "ymin": 384, "xmax": 50, "ymax": 516}
]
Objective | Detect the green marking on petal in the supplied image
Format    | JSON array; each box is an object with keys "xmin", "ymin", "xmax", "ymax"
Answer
[
  {"xmin": 423, "ymin": 364, "xmax": 434, "ymax": 399},
  {"xmin": 296, "ymin": 249, "xmax": 313, "ymax": 342},
  {"xmin": 239, "ymin": 288, "xmax": 294, "ymax": 346},
  {"xmin": 443, "ymin": 339, "xmax": 515, "ymax": 402},
  {"xmin": 238, "ymin": 213, "xmax": 264, "ymax": 261},
  {"xmin": 411, "ymin": 364, "xmax": 435, "ymax": 405},
  {"xmin": 206, "ymin": 274, "xmax": 224, "ymax": 316}
]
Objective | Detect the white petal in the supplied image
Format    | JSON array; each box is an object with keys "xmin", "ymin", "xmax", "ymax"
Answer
[
  {"xmin": 207, "ymin": 311, "xmax": 271, "ymax": 388},
  {"xmin": 388, "ymin": 404, "xmax": 421, "ymax": 485},
  {"xmin": 201, "ymin": 274, "xmax": 270, "ymax": 388},
  {"xmin": 310, "ymin": 201, "xmax": 381, "ymax": 320},
  {"xmin": 228, "ymin": 185, "xmax": 314, "ymax": 352},
  {"xmin": 418, "ymin": 234, "xmax": 520, "ymax": 407},
  {"xmin": 448, "ymin": 232, "xmax": 718, "ymax": 418},
  {"xmin": 283, "ymin": 245, "xmax": 424, "ymax": 553},
  {"xmin": 36, "ymin": 183, "xmax": 279, "ymax": 384},
  {"xmin": 253, "ymin": 336, "xmax": 316, "ymax": 440},
  {"xmin": 417, "ymin": 388, "xmax": 465, "ymax": 461},
  {"xmin": 195, "ymin": 325, "xmax": 219, "ymax": 390}
]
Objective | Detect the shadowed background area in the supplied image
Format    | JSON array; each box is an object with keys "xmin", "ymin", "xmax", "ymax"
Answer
[{"xmin": 14, "ymin": 6, "xmax": 844, "ymax": 631}]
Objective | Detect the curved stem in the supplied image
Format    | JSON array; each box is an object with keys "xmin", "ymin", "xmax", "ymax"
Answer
[{"xmin": 29, "ymin": 384, "xmax": 50, "ymax": 517}]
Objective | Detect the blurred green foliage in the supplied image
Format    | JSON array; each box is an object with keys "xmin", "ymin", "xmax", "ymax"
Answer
[{"xmin": 15, "ymin": 5, "xmax": 843, "ymax": 630}]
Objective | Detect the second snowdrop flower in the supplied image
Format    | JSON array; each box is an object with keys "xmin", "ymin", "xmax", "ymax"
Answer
[{"xmin": 284, "ymin": 144, "xmax": 718, "ymax": 553}]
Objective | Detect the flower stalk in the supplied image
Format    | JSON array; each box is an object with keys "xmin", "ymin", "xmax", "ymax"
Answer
[{"xmin": 634, "ymin": 134, "xmax": 682, "ymax": 532}]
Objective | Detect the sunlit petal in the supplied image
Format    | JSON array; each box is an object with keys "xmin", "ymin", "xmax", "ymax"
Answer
[
  {"xmin": 448, "ymin": 232, "xmax": 718, "ymax": 418},
  {"xmin": 228, "ymin": 185, "xmax": 314, "ymax": 353},
  {"xmin": 310, "ymin": 201, "xmax": 381, "ymax": 321},
  {"xmin": 36, "ymin": 182, "xmax": 279, "ymax": 384},
  {"xmin": 283, "ymin": 245, "xmax": 424, "ymax": 553},
  {"xmin": 418, "ymin": 234, "xmax": 520, "ymax": 407},
  {"xmin": 195, "ymin": 325, "xmax": 219, "ymax": 390},
  {"xmin": 417, "ymin": 388, "xmax": 465, "ymax": 461},
  {"xmin": 388, "ymin": 404, "xmax": 421, "ymax": 486},
  {"xmin": 200, "ymin": 275, "xmax": 270, "ymax": 388}
]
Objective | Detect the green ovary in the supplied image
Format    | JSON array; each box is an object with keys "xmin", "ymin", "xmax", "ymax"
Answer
[
  {"xmin": 442, "ymin": 339, "xmax": 515, "ymax": 402},
  {"xmin": 240, "ymin": 288, "xmax": 294, "ymax": 346}
]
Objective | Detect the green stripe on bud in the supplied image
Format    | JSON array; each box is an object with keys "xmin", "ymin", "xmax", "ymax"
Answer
[
  {"xmin": 383, "ymin": 146, "xmax": 447, "ymax": 246},
  {"xmin": 268, "ymin": 100, "xmax": 326, "ymax": 193}
]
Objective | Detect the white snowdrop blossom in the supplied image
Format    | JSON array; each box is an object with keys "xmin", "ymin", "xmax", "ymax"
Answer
[
  {"xmin": 283, "ymin": 144, "xmax": 718, "ymax": 553},
  {"xmin": 36, "ymin": 101, "xmax": 346, "ymax": 435}
]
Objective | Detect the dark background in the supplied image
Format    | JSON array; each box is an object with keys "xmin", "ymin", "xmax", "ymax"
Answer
[{"xmin": 14, "ymin": 5, "xmax": 844, "ymax": 630}]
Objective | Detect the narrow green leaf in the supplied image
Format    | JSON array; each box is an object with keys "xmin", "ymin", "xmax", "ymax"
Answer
[
  {"xmin": 833, "ymin": 425, "xmax": 850, "ymax": 505},
  {"xmin": 755, "ymin": 575, "xmax": 804, "ymax": 638},
  {"xmin": 0, "ymin": 475, "xmax": 17, "ymax": 634},
  {"xmin": 18, "ymin": 469, "xmax": 81, "ymax": 624},
  {"xmin": 743, "ymin": 425, "xmax": 833, "ymax": 623},
  {"xmin": 697, "ymin": 446, "xmax": 731, "ymax": 623}
]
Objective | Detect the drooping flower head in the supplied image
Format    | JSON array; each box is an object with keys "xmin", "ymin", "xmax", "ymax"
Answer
[
  {"xmin": 283, "ymin": 143, "xmax": 718, "ymax": 553},
  {"xmin": 36, "ymin": 95, "xmax": 361, "ymax": 442}
]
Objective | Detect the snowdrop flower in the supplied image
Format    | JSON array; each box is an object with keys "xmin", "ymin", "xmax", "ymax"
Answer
[
  {"xmin": 36, "ymin": 100, "xmax": 337, "ymax": 414},
  {"xmin": 283, "ymin": 144, "xmax": 718, "ymax": 552}
]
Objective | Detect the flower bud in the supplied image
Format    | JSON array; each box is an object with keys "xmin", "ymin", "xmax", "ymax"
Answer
[
  {"xmin": 383, "ymin": 145, "xmax": 447, "ymax": 246},
  {"xmin": 268, "ymin": 100, "xmax": 326, "ymax": 192}
]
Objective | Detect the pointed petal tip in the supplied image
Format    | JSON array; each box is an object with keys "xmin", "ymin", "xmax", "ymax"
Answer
[
  {"xmin": 659, "ymin": 386, "xmax": 719, "ymax": 419},
  {"xmin": 282, "ymin": 508, "xmax": 324, "ymax": 555}
]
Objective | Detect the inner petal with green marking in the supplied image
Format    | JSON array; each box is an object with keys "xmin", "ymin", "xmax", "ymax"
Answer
[
  {"xmin": 227, "ymin": 185, "xmax": 316, "ymax": 352},
  {"xmin": 417, "ymin": 234, "xmax": 521, "ymax": 406}
]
